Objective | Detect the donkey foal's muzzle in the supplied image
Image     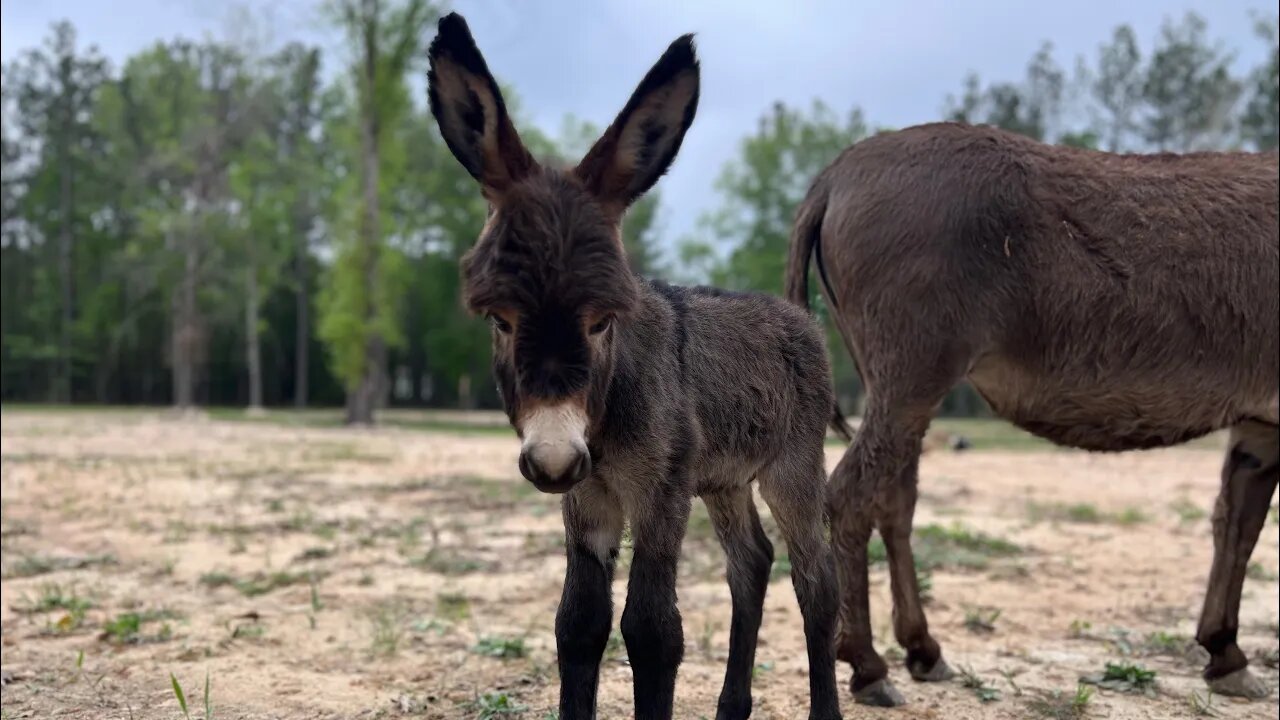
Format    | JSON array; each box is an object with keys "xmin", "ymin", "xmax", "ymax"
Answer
[{"xmin": 517, "ymin": 401, "xmax": 590, "ymax": 493}]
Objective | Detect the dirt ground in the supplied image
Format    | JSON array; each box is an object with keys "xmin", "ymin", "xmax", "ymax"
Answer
[{"xmin": 1, "ymin": 409, "xmax": 1276, "ymax": 720}]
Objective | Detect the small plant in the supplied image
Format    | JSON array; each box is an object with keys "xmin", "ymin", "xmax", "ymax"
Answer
[
  {"xmin": 769, "ymin": 554, "xmax": 791, "ymax": 582},
  {"xmin": 1025, "ymin": 684, "xmax": 1092, "ymax": 719},
  {"xmin": 1246, "ymin": 561, "xmax": 1277, "ymax": 581},
  {"xmin": 958, "ymin": 664, "xmax": 1001, "ymax": 703},
  {"xmin": 19, "ymin": 582, "xmax": 92, "ymax": 614},
  {"xmin": 1067, "ymin": 619, "xmax": 1093, "ymax": 639},
  {"xmin": 102, "ymin": 613, "xmax": 143, "ymax": 643},
  {"xmin": 751, "ymin": 661, "xmax": 774, "ymax": 679},
  {"xmin": 170, "ymin": 672, "xmax": 191, "ymax": 720},
  {"xmin": 1080, "ymin": 661, "xmax": 1157, "ymax": 695},
  {"xmin": 469, "ymin": 691, "xmax": 526, "ymax": 719},
  {"xmin": 999, "ymin": 667, "xmax": 1023, "ymax": 697},
  {"xmin": 916, "ymin": 567, "xmax": 934, "ymax": 605},
  {"xmin": 473, "ymin": 635, "xmax": 527, "ymax": 659},
  {"xmin": 368, "ymin": 602, "xmax": 408, "ymax": 657},
  {"xmin": 697, "ymin": 621, "xmax": 717, "ymax": 658},
  {"xmin": 606, "ymin": 629, "xmax": 626, "ymax": 661},
  {"xmin": 964, "ymin": 606, "xmax": 1001, "ymax": 634},
  {"xmin": 1187, "ymin": 690, "xmax": 1218, "ymax": 717}
]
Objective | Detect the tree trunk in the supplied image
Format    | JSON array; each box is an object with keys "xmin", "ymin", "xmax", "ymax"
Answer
[
  {"xmin": 345, "ymin": 0, "xmax": 382, "ymax": 426},
  {"xmin": 244, "ymin": 261, "xmax": 263, "ymax": 410},
  {"xmin": 172, "ymin": 230, "xmax": 198, "ymax": 410},
  {"xmin": 57, "ymin": 126, "xmax": 74, "ymax": 403},
  {"xmin": 293, "ymin": 234, "xmax": 309, "ymax": 408}
]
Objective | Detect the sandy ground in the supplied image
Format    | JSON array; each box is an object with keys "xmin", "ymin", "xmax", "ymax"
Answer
[{"xmin": 0, "ymin": 409, "xmax": 1276, "ymax": 720}]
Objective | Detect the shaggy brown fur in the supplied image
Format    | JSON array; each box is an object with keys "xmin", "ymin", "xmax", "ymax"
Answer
[
  {"xmin": 787, "ymin": 121, "xmax": 1279, "ymax": 706},
  {"xmin": 429, "ymin": 13, "xmax": 843, "ymax": 720}
]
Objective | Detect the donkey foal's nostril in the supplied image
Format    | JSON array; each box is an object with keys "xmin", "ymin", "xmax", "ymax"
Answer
[
  {"xmin": 571, "ymin": 451, "xmax": 591, "ymax": 481},
  {"xmin": 518, "ymin": 450, "xmax": 536, "ymax": 483}
]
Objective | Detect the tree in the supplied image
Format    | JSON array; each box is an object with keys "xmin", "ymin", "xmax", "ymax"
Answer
[
  {"xmin": 1143, "ymin": 13, "xmax": 1242, "ymax": 151},
  {"xmin": 321, "ymin": 0, "xmax": 435, "ymax": 425},
  {"xmin": 6, "ymin": 22, "xmax": 110, "ymax": 401},
  {"xmin": 700, "ymin": 100, "xmax": 868, "ymax": 295},
  {"xmin": 945, "ymin": 42, "xmax": 1064, "ymax": 142},
  {"xmin": 1241, "ymin": 14, "xmax": 1279, "ymax": 151},
  {"xmin": 1093, "ymin": 25, "xmax": 1144, "ymax": 151}
]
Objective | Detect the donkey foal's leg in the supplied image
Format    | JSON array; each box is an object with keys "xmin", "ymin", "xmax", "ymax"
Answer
[
  {"xmin": 1195, "ymin": 420, "xmax": 1278, "ymax": 700},
  {"xmin": 558, "ymin": 492, "xmax": 624, "ymax": 719},
  {"xmin": 622, "ymin": 492, "xmax": 691, "ymax": 720},
  {"xmin": 704, "ymin": 488, "xmax": 773, "ymax": 720},
  {"xmin": 880, "ymin": 451, "xmax": 950, "ymax": 682},
  {"xmin": 760, "ymin": 456, "xmax": 843, "ymax": 720}
]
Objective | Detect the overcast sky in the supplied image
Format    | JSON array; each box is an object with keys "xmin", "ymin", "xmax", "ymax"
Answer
[{"xmin": 3, "ymin": 0, "xmax": 1273, "ymax": 254}]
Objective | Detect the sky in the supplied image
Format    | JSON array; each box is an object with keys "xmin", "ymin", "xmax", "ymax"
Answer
[{"xmin": 2, "ymin": 0, "xmax": 1274, "ymax": 254}]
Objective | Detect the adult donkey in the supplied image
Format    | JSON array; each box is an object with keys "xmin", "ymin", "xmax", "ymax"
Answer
[{"xmin": 785, "ymin": 122, "xmax": 1279, "ymax": 706}]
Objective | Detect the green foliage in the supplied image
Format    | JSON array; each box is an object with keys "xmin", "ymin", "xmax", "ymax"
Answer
[{"xmin": 3, "ymin": 10, "xmax": 1274, "ymax": 414}]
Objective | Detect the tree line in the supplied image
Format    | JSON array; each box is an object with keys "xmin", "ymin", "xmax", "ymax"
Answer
[{"xmin": 1, "ymin": 4, "xmax": 1276, "ymax": 421}]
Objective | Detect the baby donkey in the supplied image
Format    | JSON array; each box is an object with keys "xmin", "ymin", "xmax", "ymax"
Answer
[{"xmin": 428, "ymin": 14, "xmax": 843, "ymax": 720}]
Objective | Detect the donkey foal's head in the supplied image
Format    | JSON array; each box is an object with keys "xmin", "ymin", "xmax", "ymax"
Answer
[{"xmin": 427, "ymin": 13, "xmax": 700, "ymax": 493}]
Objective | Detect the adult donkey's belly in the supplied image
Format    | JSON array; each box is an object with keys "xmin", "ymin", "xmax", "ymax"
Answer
[{"xmin": 967, "ymin": 352, "xmax": 1269, "ymax": 452}]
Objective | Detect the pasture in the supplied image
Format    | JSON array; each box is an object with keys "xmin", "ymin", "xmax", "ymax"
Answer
[{"xmin": 1, "ymin": 408, "xmax": 1276, "ymax": 719}]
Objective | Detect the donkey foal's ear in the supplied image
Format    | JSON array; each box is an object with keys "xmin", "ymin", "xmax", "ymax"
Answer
[
  {"xmin": 427, "ymin": 12, "xmax": 534, "ymax": 197},
  {"xmin": 575, "ymin": 34, "xmax": 700, "ymax": 213}
]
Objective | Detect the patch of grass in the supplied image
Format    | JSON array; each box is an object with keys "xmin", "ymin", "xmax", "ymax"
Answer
[
  {"xmin": 230, "ymin": 621, "xmax": 265, "ymax": 639},
  {"xmin": 1170, "ymin": 498, "xmax": 1207, "ymax": 524},
  {"xmin": 293, "ymin": 546, "xmax": 334, "ymax": 562},
  {"xmin": 1246, "ymin": 561, "xmax": 1277, "ymax": 582},
  {"xmin": 1027, "ymin": 502, "xmax": 1147, "ymax": 526},
  {"xmin": 964, "ymin": 606, "xmax": 1002, "ymax": 634},
  {"xmin": 1142, "ymin": 630, "xmax": 1191, "ymax": 657},
  {"xmin": 414, "ymin": 548, "xmax": 486, "ymax": 575},
  {"xmin": 1080, "ymin": 661, "xmax": 1157, "ymax": 695},
  {"xmin": 866, "ymin": 523, "xmax": 1020, "ymax": 572},
  {"xmin": 200, "ymin": 569, "xmax": 317, "ymax": 597},
  {"xmin": 100, "ymin": 609, "xmax": 177, "ymax": 645},
  {"xmin": 436, "ymin": 592, "xmax": 471, "ymax": 621},
  {"xmin": 19, "ymin": 582, "xmax": 93, "ymax": 614},
  {"xmin": 751, "ymin": 661, "xmax": 775, "ymax": 679},
  {"xmin": 958, "ymin": 665, "xmax": 1001, "ymax": 703},
  {"xmin": 1025, "ymin": 684, "xmax": 1093, "ymax": 719},
  {"xmin": 2, "ymin": 552, "xmax": 116, "ymax": 579},
  {"xmin": 467, "ymin": 691, "xmax": 527, "ymax": 719},
  {"xmin": 473, "ymin": 635, "xmax": 527, "ymax": 659}
]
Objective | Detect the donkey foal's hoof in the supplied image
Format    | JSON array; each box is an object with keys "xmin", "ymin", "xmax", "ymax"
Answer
[
  {"xmin": 908, "ymin": 656, "xmax": 954, "ymax": 682},
  {"xmin": 853, "ymin": 678, "xmax": 906, "ymax": 707},
  {"xmin": 1207, "ymin": 667, "xmax": 1270, "ymax": 699}
]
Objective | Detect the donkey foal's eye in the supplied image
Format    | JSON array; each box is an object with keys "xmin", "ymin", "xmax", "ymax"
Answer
[
  {"xmin": 488, "ymin": 313, "xmax": 512, "ymax": 334},
  {"xmin": 589, "ymin": 315, "xmax": 614, "ymax": 335}
]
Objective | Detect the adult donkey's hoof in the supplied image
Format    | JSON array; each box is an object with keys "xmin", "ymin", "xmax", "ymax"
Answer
[
  {"xmin": 1207, "ymin": 667, "xmax": 1270, "ymax": 699},
  {"xmin": 853, "ymin": 678, "xmax": 906, "ymax": 707},
  {"xmin": 907, "ymin": 656, "xmax": 954, "ymax": 682}
]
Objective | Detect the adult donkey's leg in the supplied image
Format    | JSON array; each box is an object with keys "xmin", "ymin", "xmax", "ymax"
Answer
[
  {"xmin": 1195, "ymin": 419, "xmax": 1278, "ymax": 699},
  {"xmin": 557, "ymin": 486, "xmax": 624, "ymax": 720},
  {"xmin": 878, "ymin": 449, "xmax": 950, "ymax": 682},
  {"xmin": 704, "ymin": 487, "xmax": 774, "ymax": 720},
  {"xmin": 622, "ymin": 487, "xmax": 691, "ymax": 720}
]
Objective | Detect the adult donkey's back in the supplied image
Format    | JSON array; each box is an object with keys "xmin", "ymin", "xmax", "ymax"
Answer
[{"xmin": 786, "ymin": 122, "xmax": 1278, "ymax": 706}]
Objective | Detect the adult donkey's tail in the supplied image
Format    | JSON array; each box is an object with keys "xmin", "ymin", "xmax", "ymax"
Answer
[{"xmin": 785, "ymin": 180, "xmax": 855, "ymax": 444}]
